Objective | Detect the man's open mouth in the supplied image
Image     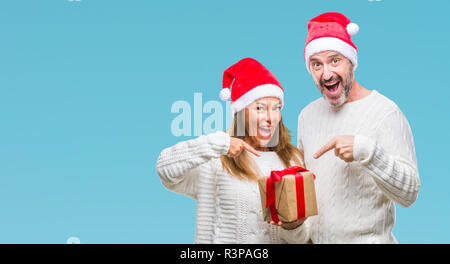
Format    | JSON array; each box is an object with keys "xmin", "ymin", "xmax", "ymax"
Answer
[{"xmin": 324, "ymin": 80, "xmax": 340, "ymax": 93}]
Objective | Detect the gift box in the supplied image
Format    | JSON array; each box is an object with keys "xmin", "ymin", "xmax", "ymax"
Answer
[{"xmin": 258, "ymin": 166, "xmax": 318, "ymax": 223}]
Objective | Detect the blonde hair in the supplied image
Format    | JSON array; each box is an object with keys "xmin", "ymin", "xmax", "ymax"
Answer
[{"xmin": 220, "ymin": 110, "xmax": 304, "ymax": 181}]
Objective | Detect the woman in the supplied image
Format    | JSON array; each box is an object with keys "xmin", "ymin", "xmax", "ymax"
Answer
[{"xmin": 156, "ymin": 58, "xmax": 309, "ymax": 243}]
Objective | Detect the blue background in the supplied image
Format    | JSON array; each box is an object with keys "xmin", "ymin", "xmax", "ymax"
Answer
[{"xmin": 0, "ymin": 0, "xmax": 448, "ymax": 243}]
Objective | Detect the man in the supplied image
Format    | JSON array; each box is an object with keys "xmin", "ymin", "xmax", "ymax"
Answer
[{"xmin": 294, "ymin": 12, "xmax": 420, "ymax": 243}]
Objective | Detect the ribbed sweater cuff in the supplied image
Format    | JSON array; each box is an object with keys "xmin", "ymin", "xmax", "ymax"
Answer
[
  {"xmin": 208, "ymin": 131, "xmax": 230, "ymax": 156},
  {"xmin": 353, "ymin": 134, "xmax": 376, "ymax": 164}
]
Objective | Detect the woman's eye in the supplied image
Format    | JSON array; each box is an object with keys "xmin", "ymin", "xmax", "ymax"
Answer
[
  {"xmin": 272, "ymin": 106, "xmax": 281, "ymax": 111},
  {"xmin": 256, "ymin": 106, "xmax": 265, "ymax": 111}
]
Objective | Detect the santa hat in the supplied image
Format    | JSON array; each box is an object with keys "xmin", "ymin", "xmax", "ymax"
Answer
[
  {"xmin": 220, "ymin": 58, "xmax": 284, "ymax": 115},
  {"xmin": 304, "ymin": 12, "xmax": 359, "ymax": 73}
]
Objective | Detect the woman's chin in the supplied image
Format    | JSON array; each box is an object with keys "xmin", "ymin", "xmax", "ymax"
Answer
[{"xmin": 256, "ymin": 137, "xmax": 272, "ymax": 149}]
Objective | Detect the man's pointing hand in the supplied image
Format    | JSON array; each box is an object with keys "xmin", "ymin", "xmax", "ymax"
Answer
[{"xmin": 314, "ymin": 135, "xmax": 355, "ymax": 162}]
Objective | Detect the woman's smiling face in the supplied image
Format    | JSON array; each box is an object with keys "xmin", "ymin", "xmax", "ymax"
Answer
[{"xmin": 245, "ymin": 97, "xmax": 282, "ymax": 150}]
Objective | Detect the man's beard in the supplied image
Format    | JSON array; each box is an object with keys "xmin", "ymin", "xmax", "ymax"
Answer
[{"xmin": 315, "ymin": 68, "xmax": 354, "ymax": 108}]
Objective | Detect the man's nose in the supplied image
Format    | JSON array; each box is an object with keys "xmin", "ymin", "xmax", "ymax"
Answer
[{"xmin": 322, "ymin": 65, "xmax": 334, "ymax": 81}]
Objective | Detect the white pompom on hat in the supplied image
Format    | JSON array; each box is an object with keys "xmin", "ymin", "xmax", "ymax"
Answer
[{"xmin": 346, "ymin": 22, "xmax": 359, "ymax": 36}]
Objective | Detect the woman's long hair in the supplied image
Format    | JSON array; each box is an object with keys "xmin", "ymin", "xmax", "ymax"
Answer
[{"xmin": 220, "ymin": 109, "xmax": 304, "ymax": 181}]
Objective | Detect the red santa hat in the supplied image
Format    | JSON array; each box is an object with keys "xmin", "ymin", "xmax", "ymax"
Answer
[
  {"xmin": 304, "ymin": 12, "xmax": 359, "ymax": 73},
  {"xmin": 220, "ymin": 58, "xmax": 284, "ymax": 115}
]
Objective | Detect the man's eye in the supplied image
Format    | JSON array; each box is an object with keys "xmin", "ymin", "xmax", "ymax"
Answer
[
  {"xmin": 256, "ymin": 106, "xmax": 265, "ymax": 111},
  {"xmin": 332, "ymin": 59, "xmax": 339, "ymax": 64}
]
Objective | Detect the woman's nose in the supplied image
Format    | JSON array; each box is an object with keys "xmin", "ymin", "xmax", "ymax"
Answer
[{"xmin": 266, "ymin": 109, "xmax": 273, "ymax": 124}]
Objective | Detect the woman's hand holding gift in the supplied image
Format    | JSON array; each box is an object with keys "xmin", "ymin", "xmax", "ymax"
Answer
[{"xmin": 268, "ymin": 219, "xmax": 306, "ymax": 230}]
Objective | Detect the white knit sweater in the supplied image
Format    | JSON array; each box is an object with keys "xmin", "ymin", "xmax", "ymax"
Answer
[
  {"xmin": 156, "ymin": 131, "xmax": 308, "ymax": 243},
  {"xmin": 296, "ymin": 90, "xmax": 420, "ymax": 243}
]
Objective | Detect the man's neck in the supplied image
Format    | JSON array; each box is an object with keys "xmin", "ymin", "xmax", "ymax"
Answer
[{"xmin": 346, "ymin": 79, "xmax": 371, "ymax": 103}]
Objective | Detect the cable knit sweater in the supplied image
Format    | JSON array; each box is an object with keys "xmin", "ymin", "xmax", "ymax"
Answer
[
  {"xmin": 156, "ymin": 131, "xmax": 308, "ymax": 243},
  {"xmin": 296, "ymin": 90, "xmax": 420, "ymax": 243}
]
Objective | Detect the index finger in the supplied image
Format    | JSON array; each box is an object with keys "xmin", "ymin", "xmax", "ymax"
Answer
[
  {"xmin": 243, "ymin": 142, "xmax": 261, "ymax": 157},
  {"xmin": 314, "ymin": 138, "xmax": 336, "ymax": 159}
]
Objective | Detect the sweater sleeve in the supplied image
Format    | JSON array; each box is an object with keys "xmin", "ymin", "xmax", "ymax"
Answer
[
  {"xmin": 353, "ymin": 109, "xmax": 421, "ymax": 208},
  {"xmin": 156, "ymin": 131, "xmax": 231, "ymax": 199}
]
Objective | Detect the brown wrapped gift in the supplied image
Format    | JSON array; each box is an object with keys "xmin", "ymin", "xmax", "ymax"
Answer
[{"xmin": 258, "ymin": 166, "xmax": 318, "ymax": 222}]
